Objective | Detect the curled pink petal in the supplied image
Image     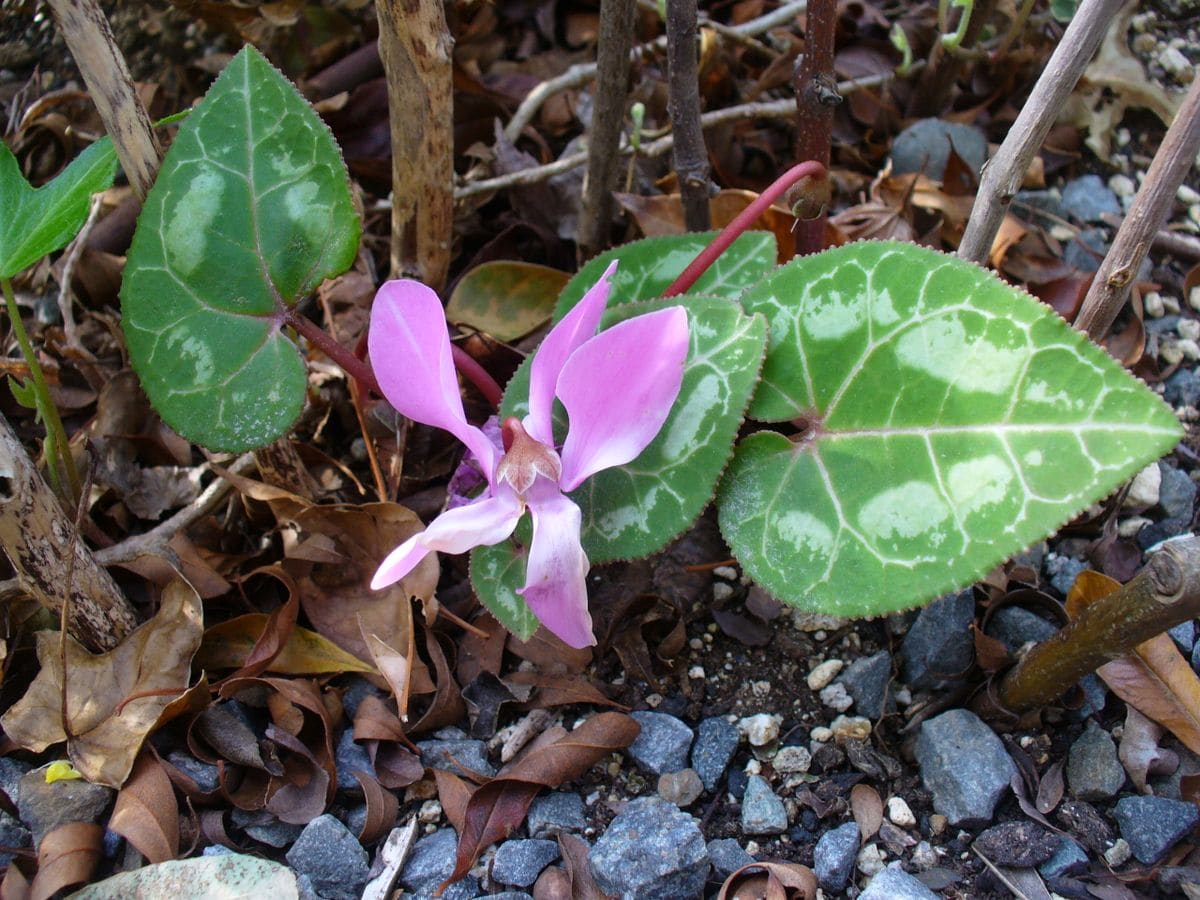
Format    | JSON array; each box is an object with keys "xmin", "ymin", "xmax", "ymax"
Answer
[
  {"xmin": 518, "ymin": 489, "xmax": 594, "ymax": 648},
  {"xmin": 371, "ymin": 490, "xmax": 523, "ymax": 590},
  {"xmin": 369, "ymin": 280, "xmax": 497, "ymax": 479},
  {"xmin": 525, "ymin": 261, "xmax": 618, "ymax": 445},
  {"xmin": 557, "ymin": 306, "xmax": 689, "ymax": 491}
]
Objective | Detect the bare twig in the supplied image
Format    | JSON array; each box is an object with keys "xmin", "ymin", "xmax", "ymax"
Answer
[
  {"xmin": 909, "ymin": 0, "xmax": 999, "ymax": 118},
  {"xmin": 791, "ymin": 0, "xmax": 838, "ymax": 256},
  {"xmin": 46, "ymin": 0, "xmax": 161, "ymax": 201},
  {"xmin": 1075, "ymin": 76, "xmax": 1200, "ymax": 341},
  {"xmin": 56, "ymin": 193, "xmax": 102, "ymax": 348},
  {"xmin": 958, "ymin": 0, "xmax": 1124, "ymax": 265},
  {"xmin": 578, "ymin": 0, "xmax": 637, "ymax": 259},
  {"xmin": 376, "ymin": 0, "xmax": 454, "ymax": 290},
  {"xmin": 666, "ymin": 0, "xmax": 711, "ymax": 231}
]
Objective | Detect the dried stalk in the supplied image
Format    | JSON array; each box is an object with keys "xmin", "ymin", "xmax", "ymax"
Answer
[
  {"xmin": 578, "ymin": 0, "xmax": 637, "ymax": 259},
  {"xmin": 791, "ymin": 0, "xmax": 838, "ymax": 256},
  {"xmin": 0, "ymin": 412, "xmax": 137, "ymax": 651},
  {"xmin": 908, "ymin": 0, "xmax": 999, "ymax": 118},
  {"xmin": 991, "ymin": 536, "xmax": 1200, "ymax": 712},
  {"xmin": 1075, "ymin": 75, "xmax": 1200, "ymax": 341},
  {"xmin": 666, "ymin": 0, "xmax": 711, "ymax": 231},
  {"xmin": 376, "ymin": 0, "xmax": 454, "ymax": 290},
  {"xmin": 958, "ymin": 0, "xmax": 1123, "ymax": 265},
  {"xmin": 45, "ymin": 0, "xmax": 161, "ymax": 201}
]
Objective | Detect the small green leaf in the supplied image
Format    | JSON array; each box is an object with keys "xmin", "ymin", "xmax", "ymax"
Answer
[
  {"xmin": 470, "ymin": 521, "xmax": 539, "ymax": 641},
  {"xmin": 7, "ymin": 376, "xmax": 36, "ymax": 410},
  {"xmin": 121, "ymin": 46, "xmax": 360, "ymax": 452},
  {"xmin": 446, "ymin": 261, "xmax": 568, "ymax": 342},
  {"xmin": 0, "ymin": 137, "xmax": 117, "ymax": 278},
  {"xmin": 553, "ymin": 231, "xmax": 776, "ymax": 321},
  {"xmin": 503, "ymin": 296, "xmax": 766, "ymax": 562},
  {"xmin": 720, "ymin": 241, "xmax": 1182, "ymax": 617}
]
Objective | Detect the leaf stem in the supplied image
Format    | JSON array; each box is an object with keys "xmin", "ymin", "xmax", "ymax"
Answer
[
  {"xmin": 285, "ymin": 308, "xmax": 381, "ymax": 396},
  {"xmin": 450, "ymin": 344, "xmax": 503, "ymax": 408},
  {"xmin": 2, "ymin": 276, "xmax": 80, "ymax": 502},
  {"xmin": 661, "ymin": 159, "xmax": 828, "ymax": 297}
]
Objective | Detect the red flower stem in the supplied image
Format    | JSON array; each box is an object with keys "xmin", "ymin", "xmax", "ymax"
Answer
[
  {"xmin": 661, "ymin": 160, "xmax": 828, "ymax": 297},
  {"xmin": 450, "ymin": 343, "xmax": 503, "ymax": 407},
  {"xmin": 286, "ymin": 308, "xmax": 381, "ymax": 396}
]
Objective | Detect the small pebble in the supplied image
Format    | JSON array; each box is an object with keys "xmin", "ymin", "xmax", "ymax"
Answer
[
  {"xmin": 688, "ymin": 666, "xmax": 705, "ymax": 679},
  {"xmin": 1180, "ymin": 185, "xmax": 1200, "ymax": 206},
  {"xmin": 911, "ymin": 841, "xmax": 938, "ymax": 870},
  {"xmin": 658, "ymin": 769, "xmax": 704, "ymax": 807},
  {"xmin": 713, "ymin": 582, "xmax": 734, "ymax": 601},
  {"xmin": 1105, "ymin": 838, "xmax": 1132, "ymax": 867},
  {"xmin": 1146, "ymin": 292, "xmax": 1166, "ymax": 317},
  {"xmin": 820, "ymin": 683, "xmax": 854, "ymax": 712},
  {"xmin": 713, "ymin": 566, "xmax": 738, "ymax": 580},
  {"xmin": 738, "ymin": 713, "xmax": 782, "ymax": 747},
  {"xmin": 887, "ymin": 796, "xmax": 916, "ymax": 828},
  {"xmin": 830, "ymin": 715, "xmax": 872, "ymax": 742},
  {"xmin": 773, "ymin": 746, "xmax": 812, "ymax": 774},
  {"xmin": 1180, "ymin": 339, "xmax": 1200, "ymax": 361},
  {"xmin": 1164, "ymin": 295, "xmax": 1183, "ymax": 315},
  {"xmin": 856, "ymin": 843, "xmax": 886, "ymax": 876},
  {"xmin": 1109, "ymin": 174, "xmax": 1136, "ymax": 199},
  {"xmin": 810, "ymin": 726, "xmax": 833, "ymax": 743},
  {"xmin": 807, "ymin": 659, "xmax": 844, "ymax": 691},
  {"xmin": 1189, "ymin": 286, "xmax": 1200, "ymax": 312},
  {"xmin": 418, "ymin": 800, "xmax": 442, "ymax": 824},
  {"xmin": 1180, "ymin": 319, "xmax": 1200, "ymax": 342}
]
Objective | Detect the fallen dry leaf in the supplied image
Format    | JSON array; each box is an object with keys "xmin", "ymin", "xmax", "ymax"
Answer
[
  {"xmin": 108, "ymin": 750, "xmax": 180, "ymax": 864},
  {"xmin": 850, "ymin": 783, "xmax": 883, "ymax": 842},
  {"xmin": 1119, "ymin": 706, "xmax": 1178, "ymax": 793},
  {"xmin": 1, "ymin": 579, "xmax": 203, "ymax": 787},
  {"xmin": 29, "ymin": 822, "xmax": 103, "ymax": 900},
  {"xmin": 716, "ymin": 860, "xmax": 818, "ymax": 900}
]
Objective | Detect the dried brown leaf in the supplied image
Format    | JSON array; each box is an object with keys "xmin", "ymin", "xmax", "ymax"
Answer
[
  {"xmin": 1, "ymin": 579, "xmax": 203, "ymax": 787},
  {"xmin": 29, "ymin": 822, "xmax": 102, "ymax": 900},
  {"xmin": 558, "ymin": 832, "xmax": 608, "ymax": 900},
  {"xmin": 1119, "ymin": 706, "xmax": 1178, "ymax": 793},
  {"xmin": 1036, "ymin": 760, "xmax": 1065, "ymax": 815},
  {"xmin": 352, "ymin": 770, "xmax": 398, "ymax": 846},
  {"xmin": 716, "ymin": 861, "xmax": 817, "ymax": 900},
  {"xmin": 108, "ymin": 750, "xmax": 180, "ymax": 864},
  {"xmin": 850, "ymin": 783, "xmax": 883, "ymax": 842}
]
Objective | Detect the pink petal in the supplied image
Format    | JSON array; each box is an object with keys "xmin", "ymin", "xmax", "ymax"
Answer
[
  {"xmin": 518, "ymin": 490, "xmax": 595, "ymax": 648},
  {"xmin": 557, "ymin": 306, "xmax": 689, "ymax": 491},
  {"xmin": 371, "ymin": 490, "xmax": 522, "ymax": 589},
  {"xmin": 525, "ymin": 261, "xmax": 618, "ymax": 446},
  {"xmin": 369, "ymin": 280, "xmax": 498, "ymax": 479}
]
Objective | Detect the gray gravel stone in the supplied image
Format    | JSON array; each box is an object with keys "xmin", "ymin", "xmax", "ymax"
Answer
[
  {"xmin": 284, "ymin": 813, "xmax": 369, "ymax": 900},
  {"xmin": 973, "ymin": 821, "xmax": 1059, "ymax": 867},
  {"xmin": 814, "ymin": 821, "xmax": 859, "ymax": 893},
  {"xmin": 1064, "ymin": 228, "xmax": 1109, "ymax": 273},
  {"xmin": 1012, "ymin": 189, "xmax": 1064, "ymax": 228},
  {"xmin": 891, "ymin": 118, "xmax": 988, "ymax": 178},
  {"xmin": 707, "ymin": 838, "xmax": 754, "ymax": 877},
  {"xmin": 588, "ymin": 796, "xmax": 709, "ymax": 899},
  {"xmin": 166, "ymin": 751, "xmax": 219, "ymax": 794},
  {"xmin": 399, "ymin": 827, "xmax": 479, "ymax": 899},
  {"xmin": 18, "ymin": 765, "xmax": 115, "ymax": 846},
  {"xmin": 1158, "ymin": 463, "xmax": 1197, "ymax": 522},
  {"xmin": 0, "ymin": 758, "xmax": 31, "ymax": 805},
  {"xmin": 492, "ymin": 838, "xmax": 560, "ymax": 887},
  {"xmin": 1061, "ymin": 175, "xmax": 1122, "ymax": 223},
  {"xmin": 232, "ymin": 809, "xmax": 304, "ymax": 848},
  {"xmin": 416, "ymin": 738, "xmax": 495, "ymax": 778},
  {"xmin": 741, "ymin": 775, "xmax": 787, "ymax": 835},
  {"xmin": 900, "ymin": 589, "xmax": 975, "ymax": 689},
  {"xmin": 835, "ymin": 650, "xmax": 895, "ymax": 719},
  {"xmin": 1165, "ymin": 368, "xmax": 1200, "ymax": 407},
  {"xmin": 1113, "ymin": 795, "xmax": 1200, "ymax": 864},
  {"xmin": 0, "ymin": 810, "xmax": 30, "ymax": 866},
  {"xmin": 339, "ymin": 676, "xmax": 384, "ymax": 721},
  {"xmin": 1046, "ymin": 556, "xmax": 1090, "ymax": 596},
  {"xmin": 1171, "ymin": 620, "xmax": 1196, "ymax": 654},
  {"xmin": 914, "ymin": 708, "xmax": 1017, "ymax": 827},
  {"xmin": 691, "ymin": 717, "xmax": 739, "ymax": 792},
  {"xmin": 1067, "ymin": 721, "xmax": 1125, "ymax": 800},
  {"xmin": 527, "ymin": 791, "xmax": 586, "ymax": 837},
  {"xmin": 658, "ymin": 768, "xmax": 704, "ymax": 807},
  {"xmin": 860, "ymin": 863, "xmax": 940, "ymax": 899},
  {"xmin": 1039, "ymin": 837, "xmax": 1090, "ymax": 878},
  {"xmin": 628, "ymin": 711, "xmax": 693, "ymax": 776},
  {"xmin": 335, "ymin": 729, "xmax": 375, "ymax": 792},
  {"xmin": 985, "ymin": 606, "xmax": 1058, "ymax": 653}
]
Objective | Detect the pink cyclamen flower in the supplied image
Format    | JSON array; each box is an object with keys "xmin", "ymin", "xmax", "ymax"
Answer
[{"xmin": 368, "ymin": 262, "xmax": 689, "ymax": 648}]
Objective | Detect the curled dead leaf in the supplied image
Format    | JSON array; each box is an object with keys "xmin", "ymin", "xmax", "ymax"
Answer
[
  {"xmin": 108, "ymin": 750, "xmax": 180, "ymax": 864},
  {"xmin": 716, "ymin": 860, "xmax": 817, "ymax": 900}
]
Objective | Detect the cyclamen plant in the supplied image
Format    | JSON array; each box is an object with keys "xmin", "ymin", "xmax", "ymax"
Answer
[
  {"xmin": 112, "ymin": 46, "xmax": 1182, "ymax": 647},
  {"xmin": 368, "ymin": 264, "xmax": 689, "ymax": 648}
]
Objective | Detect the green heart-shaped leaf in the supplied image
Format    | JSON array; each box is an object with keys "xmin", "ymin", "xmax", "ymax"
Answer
[
  {"xmin": 553, "ymin": 231, "xmax": 776, "ymax": 320},
  {"xmin": 719, "ymin": 240, "xmax": 1182, "ymax": 617},
  {"xmin": 0, "ymin": 137, "xmax": 117, "ymax": 278},
  {"xmin": 446, "ymin": 261, "xmax": 568, "ymax": 342},
  {"xmin": 469, "ymin": 520, "xmax": 539, "ymax": 641},
  {"xmin": 121, "ymin": 46, "xmax": 360, "ymax": 451}
]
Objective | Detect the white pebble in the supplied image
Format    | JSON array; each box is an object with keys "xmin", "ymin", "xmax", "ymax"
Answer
[
  {"xmin": 751, "ymin": 680, "xmax": 771, "ymax": 697},
  {"xmin": 1179, "ymin": 338, "xmax": 1200, "ymax": 361},
  {"xmin": 819, "ymin": 682, "xmax": 854, "ymax": 712},
  {"xmin": 772, "ymin": 745, "xmax": 812, "ymax": 774},
  {"xmin": 418, "ymin": 799, "xmax": 443, "ymax": 823},
  {"xmin": 1119, "ymin": 516, "xmax": 1152, "ymax": 538},
  {"xmin": 1105, "ymin": 838, "xmax": 1132, "ymax": 867},
  {"xmin": 1124, "ymin": 462, "xmax": 1162, "ymax": 508},
  {"xmin": 912, "ymin": 841, "xmax": 938, "ymax": 870},
  {"xmin": 688, "ymin": 637, "xmax": 703, "ymax": 650},
  {"xmin": 713, "ymin": 582, "xmax": 734, "ymax": 601},
  {"xmin": 1164, "ymin": 295, "xmax": 1183, "ymax": 315},
  {"xmin": 644, "ymin": 693, "xmax": 663, "ymax": 708},
  {"xmin": 1180, "ymin": 319, "xmax": 1200, "ymax": 341},
  {"xmin": 713, "ymin": 566, "xmax": 738, "ymax": 580},
  {"xmin": 744, "ymin": 758, "xmax": 762, "ymax": 775},
  {"xmin": 1160, "ymin": 46, "xmax": 1192, "ymax": 80},
  {"xmin": 894, "ymin": 687, "xmax": 912, "ymax": 706},
  {"xmin": 738, "ymin": 713, "xmax": 782, "ymax": 747},
  {"xmin": 806, "ymin": 659, "xmax": 845, "ymax": 691},
  {"xmin": 1180, "ymin": 184, "xmax": 1200, "ymax": 206},
  {"xmin": 1145, "ymin": 291, "xmax": 1166, "ymax": 318},
  {"xmin": 1162, "ymin": 340, "xmax": 1186, "ymax": 366},
  {"xmin": 887, "ymin": 796, "xmax": 917, "ymax": 827},
  {"xmin": 1189, "ymin": 286, "xmax": 1200, "ymax": 312},
  {"xmin": 856, "ymin": 844, "xmax": 886, "ymax": 876},
  {"xmin": 1109, "ymin": 174, "xmax": 1136, "ymax": 199},
  {"xmin": 688, "ymin": 665, "xmax": 706, "ymax": 679},
  {"xmin": 809, "ymin": 726, "xmax": 833, "ymax": 743},
  {"xmin": 830, "ymin": 715, "xmax": 872, "ymax": 742}
]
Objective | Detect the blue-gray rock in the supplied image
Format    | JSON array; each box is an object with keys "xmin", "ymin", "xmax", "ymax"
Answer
[
  {"xmin": 628, "ymin": 711, "xmax": 694, "ymax": 776},
  {"xmin": 836, "ymin": 650, "xmax": 895, "ymax": 719},
  {"xmin": 1113, "ymin": 795, "xmax": 1200, "ymax": 864},
  {"xmin": 340, "ymin": 676, "xmax": 384, "ymax": 721},
  {"xmin": 859, "ymin": 864, "xmax": 940, "ymax": 899},
  {"xmin": 901, "ymin": 589, "xmax": 975, "ymax": 689},
  {"xmin": 1061, "ymin": 175, "xmax": 1121, "ymax": 224},
  {"xmin": 202, "ymin": 844, "xmax": 235, "ymax": 857},
  {"xmin": 0, "ymin": 758, "xmax": 32, "ymax": 805},
  {"xmin": 1046, "ymin": 556, "xmax": 1089, "ymax": 597},
  {"xmin": 1074, "ymin": 674, "xmax": 1108, "ymax": 719},
  {"xmin": 492, "ymin": 839, "xmax": 560, "ymax": 887},
  {"xmin": 488, "ymin": 894, "xmax": 534, "ymax": 900},
  {"xmin": 986, "ymin": 605, "xmax": 1059, "ymax": 652},
  {"xmin": 914, "ymin": 708, "xmax": 1017, "ymax": 827},
  {"xmin": 814, "ymin": 821, "xmax": 859, "ymax": 893},
  {"xmin": 167, "ymin": 751, "xmax": 219, "ymax": 794},
  {"xmin": 346, "ymin": 804, "xmax": 368, "ymax": 841},
  {"xmin": 741, "ymin": 775, "xmax": 787, "ymax": 835},
  {"xmin": 232, "ymin": 809, "xmax": 304, "ymax": 848},
  {"xmin": 1171, "ymin": 620, "xmax": 1196, "ymax": 654},
  {"xmin": 1012, "ymin": 189, "xmax": 1065, "ymax": 228},
  {"xmin": 1067, "ymin": 721, "xmax": 1124, "ymax": 800},
  {"xmin": 1039, "ymin": 837, "xmax": 1090, "ymax": 878},
  {"xmin": 18, "ymin": 765, "xmax": 115, "ymax": 846},
  {"xmin": 417, "ymin": 738, "xmax": 496, "ymax": 778},
  {"xmin": 1158, "ymin": 463, "xmax": 1197, "ymax": 521},
  {"xmin": 707, "ymin": 838, "xmax": 754, "ymax": 877},
  {"xmin": 399, "ymin": 827, "xmax": 479, "ymax": 899},
  {"xmin": 973, "ymin": 821, "xmax": 1059, "ymax": 867},
  {"xmin": 1064, "ymin": 228, "xmax": 1109, "ymax": 273},
  {"xmin": 527, "ymin": 791, "xmax": 586, "ymax": 837},
  {"xmin": 891, "ymin": 118, "xmax": 988, "ymax": 179},
  {"xmin": 1165, "ymin": 368, "xmax": 1200, "ymax": 407},
  {"xmin": 691, "ymin": 717, "xmax": 739, "ymax": 792},
  {"xmin": 336, "ymin": 729, "xmax": 376, "ymax": 792},
  {"xmin": 284, "ymin": 814, "xmax": 370, "ymax": 900},
  {"xmin": 588, "ymin": 797, "xmax": 709, "ymax": 899},
  {"xmin": 0, "ymin": 811, "xmax": 30, "ymax": 866}
]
